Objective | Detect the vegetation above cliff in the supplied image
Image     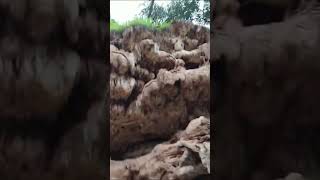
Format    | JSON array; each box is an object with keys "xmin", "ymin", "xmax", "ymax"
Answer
[{"xmin": 110, "ymin": 18, "xmax": 172, "ymax": 32}]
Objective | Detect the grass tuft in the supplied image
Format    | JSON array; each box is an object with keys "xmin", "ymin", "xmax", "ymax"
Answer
[{"xmin": 110, "ymin": 18, "xmax": 172, "ymax": 32}]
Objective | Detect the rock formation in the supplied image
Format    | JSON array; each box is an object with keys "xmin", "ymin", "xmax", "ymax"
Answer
[
  {"xmin": 0, "ymin": 0, "xmax": 107, "ymax": 179},
  {"xmin": 110, "ymin": 22, "xmax": 210, "ymax": 179},
  {"xmin": 110, "ymin": 116, "xmax": 210, "ymax": 180},
  {"xmin": 213, "ymin": 0, "xmax": 320, "ymax": 180}
]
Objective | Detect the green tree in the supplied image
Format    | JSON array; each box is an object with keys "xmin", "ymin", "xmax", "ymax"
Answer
[
  {"xmin": 166, "ymin": 0, "xmax": 200, "ymax": 22},
  {"xmin": 140, "ymin": 0, "xmax": 210, "ymax": 25},
  {"xmin": 197, "ymin": 0, "xmax": 210, "ymax": 24},
  {"xmin": 140, "ymin": 2, "xmax": 168, "ymax": 24},
  {"xmin": 147, "ymin": 0, "xmax": 155, "ymax": 18}
]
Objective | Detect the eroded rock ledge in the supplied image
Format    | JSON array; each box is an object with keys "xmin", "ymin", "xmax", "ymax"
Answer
[{"xmin": 110, "ymin": 116, "xmax": 210, "ymax": 180}]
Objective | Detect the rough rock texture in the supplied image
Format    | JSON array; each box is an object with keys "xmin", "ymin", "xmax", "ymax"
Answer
[
  {"xmin": 275, "ymin": 173, "xmax": 306, "ymax": 180},
  {"xmin": 110, "ymin": 116, "xmax": 210, "ymax": 180},
  {"xmin": 110, "ymin": 22, "xmax": 210, "ymax": 179},
  {"xmin": 0, "ymin": 0, "xmax": 107, "ymax": 179},
  {"xmin": 214, "ymin": 0, "xmax": 320, "ymax": 180}
]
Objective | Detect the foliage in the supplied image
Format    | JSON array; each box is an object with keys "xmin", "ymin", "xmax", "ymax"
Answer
[
  {"xmin": 166, "ymin": 0, "xmax": 200, "ymax": 22},
  {"xmin": 110, "ymin": 19, "xmax": 124, "ymax": 32},
  {"xmin": 110, "ymin": 18, "xmax": 172, "ymax": 32},
  {"xmin": 198, "ymin": 0, "xmax": 210, "ymax": 24},
  {"xmin": 140, "ymin": 3, "xmax": 168, "ymax": 24},
  {"xmin": 140, "ymin": 0, "xmax": 210, "ymax": 25}
]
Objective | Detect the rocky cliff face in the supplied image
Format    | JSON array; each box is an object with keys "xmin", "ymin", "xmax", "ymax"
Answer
[
  {"xmin": 110, "ymin": 22, "xmax": 210, "ymax": 180},
  {"xmin": 0, "ymin": 0, "xmax": 107, "ymax": 179}
]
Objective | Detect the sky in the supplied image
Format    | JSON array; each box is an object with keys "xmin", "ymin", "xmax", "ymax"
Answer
[
  {"xmin": 110, "ymin": 0, "xmax": 209, "ymax": 27},
  {"xmin": 110, "ymin": 0, "xmax": 170, "ymax": 24}
]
